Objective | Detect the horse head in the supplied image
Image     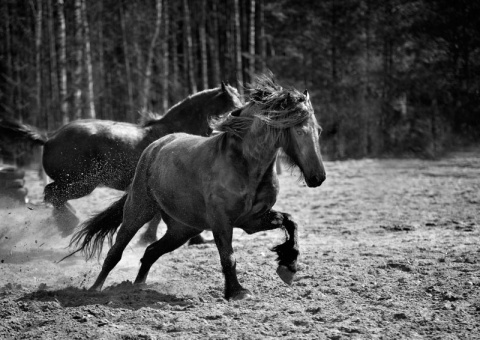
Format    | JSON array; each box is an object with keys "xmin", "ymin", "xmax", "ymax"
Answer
[
  {"xmin": 248, "ymin": 77, "xmax": 326, "ymax": 187},
  {"xmin": 282, "ymin": 90, "xmax": 326, "ymax": 187}
]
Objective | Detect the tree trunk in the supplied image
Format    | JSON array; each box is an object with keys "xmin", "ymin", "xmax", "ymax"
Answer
[
  {"xmin": 258, "ymin": 0, "xmax": 266, "ymax": 73},
  {"xmin": 47, "ymin": 0, "xmax": 58, "ymax": 129},
  {"xmin": 162, "ymin": 0, "xmax": 170, "ymax": 113},
  {"xmin": 132, "ymin": 2, "xmax": 144, "ymax": 116},
  {"xmin": 73, "ymin": 0, "xmax": 83, "ymax": 120},
  {"xmin": 96, "ymin": 0, "xmax": 105, "ymax": 119},
  {"xmin": 209, "ymin": 0, "xmax": 221, "ymax": 86},
  {"xmin": 141, "ymin": 0, "xmax": 162, "ymax": 110},
  {"xmin": 57, "ymin": 0, "xmax": 69, "ymax": 125},
  {"xmin": 233, "ymin": 0, "xmax": 244, "ymax": 95},
  {"xmin": 199, "ymin": 0, "xmax": 208, "ymax": 90},
  {"xmin": 82, "ymin": 0, "xmax": 96, "ymax": 119},
  {"xmin": 359, "ymin": 2, "xmax": 370, "ymax": 157},
  {"xmin": 224, "ymin": 1, "xmax": 233, "ymax": 79},
  {"xmin": 248, "ymin": 0, "xmax": 256, "ymax": 82},
  {"xmin": 3, "ymin": 1, "xmax": 14, "ymax": 117},
  {"xmin": 34, "ymin": 0, "xmax": 43, "ymax": 127},
  {"xmin": 171, "ymin": 2, "xmax": 180, "ymax": 101},
  {"xmin": 183, "ymin": 0, "xmax": 197, "ymax": 94},
  {"xmin": 120, "ymin": 2, "xmax": 134, "ymax": 121}
]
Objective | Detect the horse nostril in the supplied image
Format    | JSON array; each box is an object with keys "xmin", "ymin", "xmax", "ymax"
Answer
[
  {"xmin": 308, "ymin": 174, "xmax": 326, "ymax": 187},
  {"xmin": 316, "ymin": 174, "xmax": 326, "ymax": 185}
]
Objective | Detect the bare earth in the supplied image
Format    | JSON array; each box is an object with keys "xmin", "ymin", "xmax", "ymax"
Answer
[{"xmin": 0, "ymin": 151, "xmax": 479, "ymax": 339}]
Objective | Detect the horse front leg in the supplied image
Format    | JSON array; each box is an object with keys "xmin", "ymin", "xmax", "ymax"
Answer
[
  {"xmin": 271, "ymin": 213, "xmax": 299, "ymax": 285},
  {"xmin": 211, "ymin": 221, "xmax": 251, "ymax": 301},
  {"xmin": 241, "ymin": 210, "xmax": 300, "ymax": 285}
]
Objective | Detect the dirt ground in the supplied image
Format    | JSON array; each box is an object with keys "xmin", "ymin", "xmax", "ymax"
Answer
[{"xmin": 0, "ymin": 150, "xmax": 479, "ymax": 340}]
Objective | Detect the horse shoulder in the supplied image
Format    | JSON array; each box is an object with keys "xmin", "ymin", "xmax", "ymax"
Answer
[{"xmin": 250, "ymin": 169, "xmax": 280, "ymax": 215}]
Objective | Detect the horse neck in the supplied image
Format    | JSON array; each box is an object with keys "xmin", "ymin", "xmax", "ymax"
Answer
[
  {"xmin": 163, "ymin": 90, "xmax": 218, "ymax": 124},
  {"xmin": 239, "ymin": 128, "xmax": 279, "ymax": 176},
  {"xmin": 155, "ymin": 91, "xmax": 219, "ymax": 136},
  {"xmin": 143, "ymin": 122, "xmax": 171, "ymax": 141}
]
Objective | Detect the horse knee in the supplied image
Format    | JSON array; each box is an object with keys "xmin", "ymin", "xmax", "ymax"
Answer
[
  {"xmin": 44, "ymin": 183, "xmax": 64, "ymax": 206},
  {"xmin": 282, "ymin": 213, "xmax": 295, "ymax": 225}
]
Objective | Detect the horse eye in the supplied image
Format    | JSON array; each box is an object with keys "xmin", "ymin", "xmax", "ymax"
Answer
[{"xmin": 296, "ymin": 129, "xmax": 303, "ymax": 136}]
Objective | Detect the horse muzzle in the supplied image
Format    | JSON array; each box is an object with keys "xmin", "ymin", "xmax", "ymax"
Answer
[{"xmin": 305, "ymin": 173, "xmax": 326, "ymax": 188}]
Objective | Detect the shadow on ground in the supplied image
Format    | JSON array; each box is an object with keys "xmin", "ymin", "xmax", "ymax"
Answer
[{"xmin": 16, "ymin": 281, "xmax": 195, "ymax": 310}]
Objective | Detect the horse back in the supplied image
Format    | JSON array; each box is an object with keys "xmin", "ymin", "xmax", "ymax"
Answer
[{"xmin": 43, "ymin": 120, "xmax": 146, "ymax": 183}]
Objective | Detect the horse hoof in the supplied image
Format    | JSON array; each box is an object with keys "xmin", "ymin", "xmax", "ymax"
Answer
[
  {"xmin": 276, "ymin": 265, "xmax": 295, "ymax": 285},
  {"xmin": 229, "ymin": 289, "xmax": 253, "ymax": 301},
  {"xmin": 88, "ymin": 285, "xmax": 102, "ymax": 292}
]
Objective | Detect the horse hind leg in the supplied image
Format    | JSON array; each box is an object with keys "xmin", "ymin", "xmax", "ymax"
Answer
[
  {"xmin": 138, "ymin": 214, "xmax": 207, "ymax": 246},
  {"xmin": 44, "ymin": 181, "xmax": 68, "ymax": 207},
  {"xmin": 44, "ymin": 180, "xmax": 98, "ymax": 236},
  {"xmin": 134, "ymin": 215, "xmax": 201, "ymax": 285},
  {"xmin": 44, "ymin": 178, "xmax": 99, "ymax": 207},
  {"xmin": 138, "ymin": 213, "xmax": 162, "ymax": 245},
  {"xmin": 90, "ymin": 193, "xmax": 157, "ymax": 291}
]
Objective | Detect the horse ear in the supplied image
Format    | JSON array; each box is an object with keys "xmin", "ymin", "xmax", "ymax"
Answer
[
  {"xmin": 303, "ymin": 89, "xmax": 310, "ymax": 101},
  {"xmin": 221, "ymin": 81, "xmax": 227, "ymax": 92}
]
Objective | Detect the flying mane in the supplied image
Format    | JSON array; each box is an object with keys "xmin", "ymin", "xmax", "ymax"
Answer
[
  {"xmin": 210, "ymin": 75, "xmax": 315, "ymax": 160},
  {"xmin": 211, "ymin": 75, "xmax": 313, "ymax": 139}
]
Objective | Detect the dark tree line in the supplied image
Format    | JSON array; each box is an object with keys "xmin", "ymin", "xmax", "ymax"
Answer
[
  {"xmin": 1, "ymin": 0, "xmax": 479, "ymax": 159},
  {"xmin": 266, "ymin": 0, "xmax": 480, "ymax": 158}
]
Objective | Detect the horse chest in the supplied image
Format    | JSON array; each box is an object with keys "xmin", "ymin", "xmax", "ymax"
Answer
[{"xmin": 231, "ymin": 180, "xmax": 278, "ymax": 225}]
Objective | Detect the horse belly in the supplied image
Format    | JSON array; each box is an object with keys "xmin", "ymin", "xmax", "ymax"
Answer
[
  {"xmin": 151, "ymin": 168, "xmax": 208, "ymax": 229},
  {"xmin": 145, "ymin": 136, "xmax": 210, "ymax": 229}
]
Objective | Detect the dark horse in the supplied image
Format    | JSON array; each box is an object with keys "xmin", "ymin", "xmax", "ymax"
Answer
[
  {"xmin": 43, "ymin": 84, "xmax": 242, "ymax": 243},
  {"xmin": 69, "ymin": 75, "xmax": 326, "ymax": 300}
]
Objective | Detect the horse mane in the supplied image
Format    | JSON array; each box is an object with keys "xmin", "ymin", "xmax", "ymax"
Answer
[
  {"xmin": 138, "ymin": 110, "xmax": 164, "ymax": 126},
  {"xmin": 211, "ymin": 74, "xmax": 314, "ymax": 141},
  {"xmin": 140, "ymin": 85, "xmax": 240, "ymax": 127}
]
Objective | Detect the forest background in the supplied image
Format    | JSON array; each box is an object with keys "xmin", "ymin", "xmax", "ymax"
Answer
[{"xmin": 1, "ymin": 0, "xmax": 479, "ymax": 159}]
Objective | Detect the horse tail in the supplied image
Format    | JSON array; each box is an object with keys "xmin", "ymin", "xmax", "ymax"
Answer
[
  {"xmin": 64, "ymin": 194, "xmax": 127, "ymax": 261},
  {"xmin": 0, "ymin": 116, "xmax": 47, "ymax": 146}
]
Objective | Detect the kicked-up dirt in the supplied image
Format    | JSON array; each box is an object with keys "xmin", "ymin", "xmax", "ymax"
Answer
[{"xmin": 0, "ymin": 150, "xmax": 479, "ymax": 339}]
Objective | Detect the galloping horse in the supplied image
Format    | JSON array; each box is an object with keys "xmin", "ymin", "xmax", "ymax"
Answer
[
  {"xmin": 43, "ymin": 84, "xmax": 242, "ymax": 243},
  {"xmin": 69, "ymin": 75, "xmax": 326, "ymax": 300}
]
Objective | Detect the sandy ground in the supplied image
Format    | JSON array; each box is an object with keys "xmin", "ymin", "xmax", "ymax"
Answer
[{"xmin": 0, "ymin": 150, "xmax": 479, "ymax": 339}]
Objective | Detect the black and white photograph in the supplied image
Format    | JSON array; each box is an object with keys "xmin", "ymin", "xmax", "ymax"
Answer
[{"xmin": 0, "ymin": 0, "xmax": 479, "ymax": 339}]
